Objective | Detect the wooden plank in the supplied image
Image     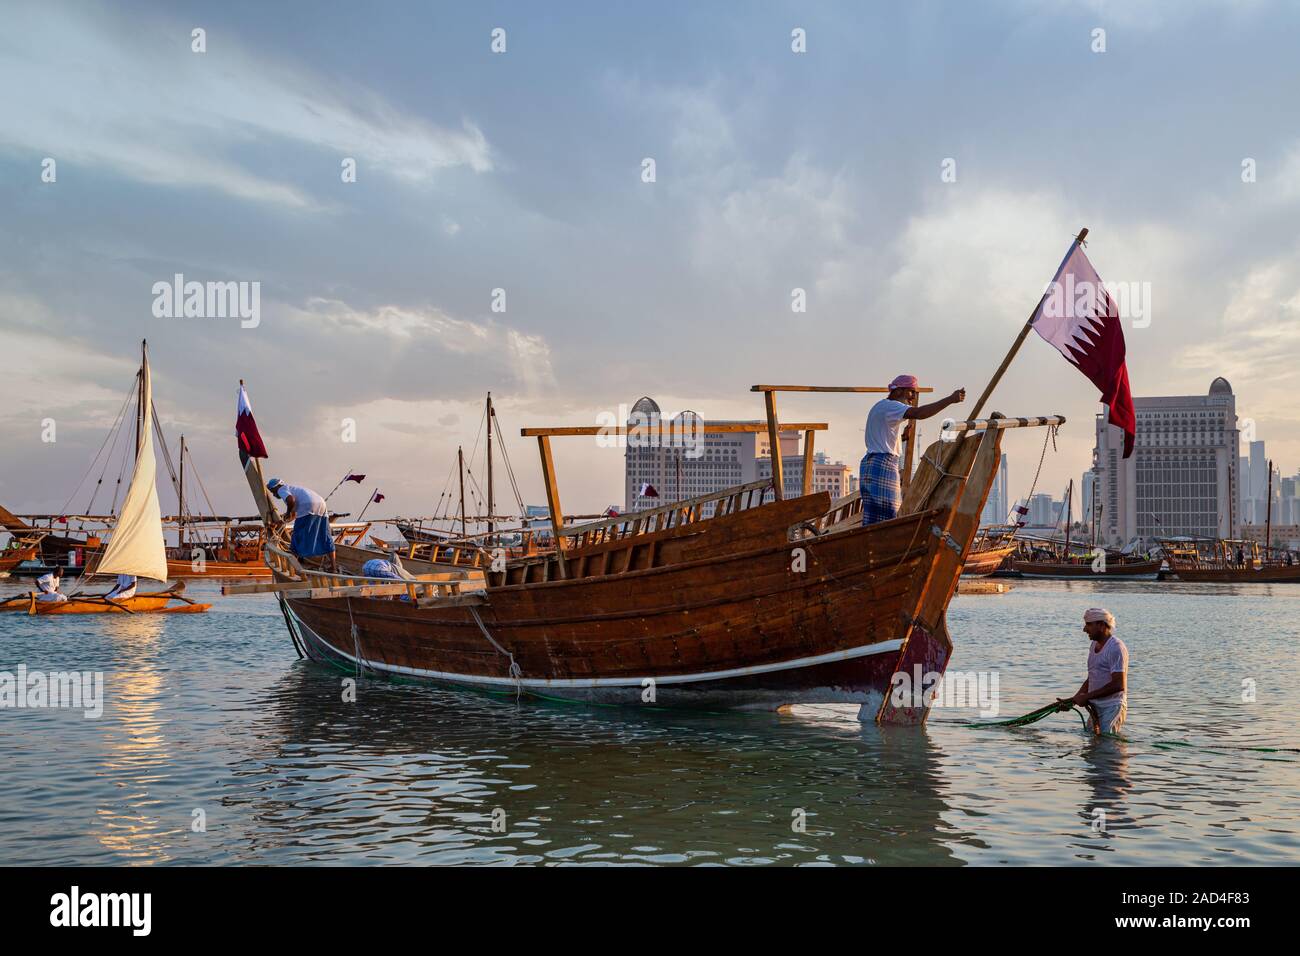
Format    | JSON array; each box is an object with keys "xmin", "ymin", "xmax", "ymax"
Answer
[
  {"xmin": 802, "ymin": 428, "xmax": 816, "ymax": 497},
  {"xmin": 536, "ymin": 435, "xmax": 567, "ymax": 580},
  {"xmin": 764, "ymin": 390, "xmax": 784, "ymax": 501},
  {"xmin": 750, "ymin": 385, "xmax": 934, "ymax": 394},
  {"xmin": 521, "ymin": 422, "xmax": 828, "ymax": 437}
]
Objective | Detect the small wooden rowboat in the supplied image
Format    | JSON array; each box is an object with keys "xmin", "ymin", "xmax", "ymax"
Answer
[
  {"xmin": 0, "ymin": 582, "xmax": 210, "ymax": 615},
  {"xmin": 961, "ymin": 542, "xmax": 1015, "ymax": 577}
]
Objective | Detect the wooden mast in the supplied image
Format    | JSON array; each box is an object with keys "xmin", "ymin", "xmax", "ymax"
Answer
[
  {"xmin": 457, "ymin": 445, "xmax": 467, "ymax": 539},
  {"xmin": 1063, "ymin": 479, "xmax": 1073, "ymax": 558},
  {"xmin": 1265, "ymin": 459, "xmax": 1273, "ymax": 561},
  {"xmin": 135, "ymin": 339, "xmax": 147, "ymax": 457},
  {"xmin": 486, "ymin": 393, "xmax": 495, "ymax": 541},
  {"xmin": 178, "ymin": 435, "xmax": 186, "ymax": 549}
]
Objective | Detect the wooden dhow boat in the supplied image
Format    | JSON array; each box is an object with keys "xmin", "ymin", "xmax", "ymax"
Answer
[
  {"xmin": 2, "ymin": 342, "xmax": 210, "ymax": 615},
  {"xmin": 1161, "ymin": 539, "xmax": 1300, "ymax": 583},
  {"xmin": 236, "ymin": 373, "xmax": 1063, "ymax": 723},
  {"xmin": 1161, "ymin": 461, "xmax": 1300, "ymax": 582}
]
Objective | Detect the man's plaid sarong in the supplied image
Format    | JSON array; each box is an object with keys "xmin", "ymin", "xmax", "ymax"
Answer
[{"xmin": 860, "ymin": 453, "xmax": 901, "ymax": 526}]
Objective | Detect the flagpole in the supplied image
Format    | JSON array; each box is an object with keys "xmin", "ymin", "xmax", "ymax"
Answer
[
  {"xmin": 969, "ymin": 227, "xmax": 1088, "ymax": 419},
  {"xmin": 356, "ymin": 488, "xmax": 380, "ymax": 523},
  {"xmin": 324, "ymin": 468, "xmax": 354, "ymax": 503}
]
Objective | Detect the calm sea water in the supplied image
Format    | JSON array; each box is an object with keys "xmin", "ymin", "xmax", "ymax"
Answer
[{"xmin": 1, "ymin": 577, "xmax": 1297, "ymax": 866}]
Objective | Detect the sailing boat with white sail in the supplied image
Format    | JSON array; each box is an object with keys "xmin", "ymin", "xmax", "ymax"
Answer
[{"xmin": 1, "ymin": 342, "xmax": 210, "ymax": 614}]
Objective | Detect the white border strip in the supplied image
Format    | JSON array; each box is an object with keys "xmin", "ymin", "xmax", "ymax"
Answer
[{"xmin": 288, "ymin": 606, "xmax": 902, "ymax": 689}]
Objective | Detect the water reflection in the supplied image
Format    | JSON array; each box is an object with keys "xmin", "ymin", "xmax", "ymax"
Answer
[
  {"xmin": 93, "ymin": 615, "xmax": 177, "ymax": 864},
  {"xmin": 224, "ymin": 665, "xmax": 965, "ymax": 865}
]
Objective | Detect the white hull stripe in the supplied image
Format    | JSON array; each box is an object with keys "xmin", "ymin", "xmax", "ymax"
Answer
[{"xmin": 287, "ymin": 605, "xmax": 903, "ymax": 689}]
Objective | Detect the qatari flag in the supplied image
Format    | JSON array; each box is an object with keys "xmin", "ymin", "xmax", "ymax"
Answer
[
  {"xmin": 236, "ymin": 383, "xmax": 269, "ymax": 459},
  {"xmin": 371, "ymin": 491, "xmax": 385, "ymax": 503},
  {"xmin": 345, "ymin": 473, "xmax": 366, "ymax": 484},
  {"xmin": 1031, "ymin": 241, "xmax": 1136, "ymax": 457}
]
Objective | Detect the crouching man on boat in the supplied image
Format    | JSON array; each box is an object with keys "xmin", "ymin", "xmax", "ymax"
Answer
[
  {"xmin": 104, "ymin": 574, "xmax": 137, "ymax": 601},
  {"xmin": 1058, "ymin": 607, "xmax": 1128, "ymax": 736},
  {"xmin": 267, "ymin": 478, "xmax": 338, "ymax": 571},
  {"xmin": 34, "ymin": 571, "xmax": 67, "ymax": 603},
  {"xmin": 861, "ymin": 375, "xmax": 966, "ymax": 525}
]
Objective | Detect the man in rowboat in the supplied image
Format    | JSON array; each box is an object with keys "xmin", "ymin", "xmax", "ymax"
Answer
[
  {"xmin": 1058, "ymin": 607, "xmax": 1128, "ymax": 736},
  {"xmin": 104, "ymin": 574, "xmax": 137, "ymax": 601},
  {"xmin": 267, "ymin": 478, "xmax": 338, "ymax": 571},
  {"xmin": 861, "ymin": 375, "xmax": 967, "ymax": 525},
  {"xmin": 34, "ymin": 571, "xmax": 67, "ymax": 603}
]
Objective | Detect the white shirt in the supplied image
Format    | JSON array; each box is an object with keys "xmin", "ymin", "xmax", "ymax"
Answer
[
  {"xmin": 278, "ymin": 484, "xmax": 328, "ymax": 517},
  {"xmin": 1087, "ymin": 635, "xmax": 1128, "ymax": 707},
  {"xmin": 106, "ymin": 574, "xmax": 137, "ymax": 600},
  {"xmin": 865, "ymin": 399, "xmax": 910, "ymax": 456}
]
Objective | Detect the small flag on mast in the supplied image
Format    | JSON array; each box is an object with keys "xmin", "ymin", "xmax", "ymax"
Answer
[
  {"xmin": 236, "ymin": 383, "xmax": 269, "ymax": 459},
  {"xmin": 371, "ymin": 491, "xmax": 385, "ymax": 503},
  {"xmin": 345, "ymin": 473, "xmax": 366, "ymax": 484},
  {"xmin": 1030, "ymin": 239, "xmax": 1137, "ymax": 457}
]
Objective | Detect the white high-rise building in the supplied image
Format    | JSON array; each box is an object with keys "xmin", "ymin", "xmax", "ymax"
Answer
[
  {"xmin": 1094, "ymin": 377, "xmax": 1241, "ymax": 547},
  {"xmin": 624, "ymin": 397, "xmax": 766, "ymax": 513},
  {"xmin": 980, "ymin": 454, "xmax": 1009, "ymax": 527}
]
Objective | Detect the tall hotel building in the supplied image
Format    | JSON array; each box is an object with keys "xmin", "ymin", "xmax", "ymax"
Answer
[{"xmin": 1093, "ymin": 378, "xmax": 1241, "ymax": 547}]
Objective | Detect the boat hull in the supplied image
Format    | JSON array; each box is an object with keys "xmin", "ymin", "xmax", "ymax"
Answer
[
  {"xmin": 282, "ymin": 509, "xmax": 948, "ymax": 712},
  {"xmin": 1009, "ymin": 558, "xmax": 1161, "ymax": 579},
  {"xmin": 2, "ymin": 594, "xmax": 212, "ymax": 614},
  {"xmin": 961, "ymin": 544, "xmax": 1014, "ymax": 577},
  {"xmin": 1168, "ymin": 564, "xmax": 1300, "ymax": 583},
  {"xmin": 165, "ymin": 557, "xmax": 271, "ymax": 578}
]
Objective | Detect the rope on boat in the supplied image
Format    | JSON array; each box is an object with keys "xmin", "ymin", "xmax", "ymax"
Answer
[
  {"xmin": 346, "ymin": 597, "xmax": 365, "ymax": 678},
  {"xmin": 468, "ymin": 604, "xmax": 523, "ymax": 699}
]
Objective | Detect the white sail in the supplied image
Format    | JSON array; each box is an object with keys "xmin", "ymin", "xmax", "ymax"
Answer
[{"xmin": 97, "ymin": 351, "xmax": 168, "ymax": 582}]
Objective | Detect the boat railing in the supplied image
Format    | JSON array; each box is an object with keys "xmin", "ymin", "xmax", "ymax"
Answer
[
  {"xmin": 560, "ymin": 479, "xmax": 775, "ymax": 551},
  {"xmin": 264, "ymin": 537, "xmax": 476, "ymax": 601}
]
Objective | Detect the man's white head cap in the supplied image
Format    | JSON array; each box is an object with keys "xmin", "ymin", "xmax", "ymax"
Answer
[{"xmin": 1084, "ymin": 607, "xmax": 1115, "ymax": 629}]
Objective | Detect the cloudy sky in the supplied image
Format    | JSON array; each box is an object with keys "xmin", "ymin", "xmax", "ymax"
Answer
[{"xmin": 2, "ymin": 0, "xmax": 1299, "ymax": 525}]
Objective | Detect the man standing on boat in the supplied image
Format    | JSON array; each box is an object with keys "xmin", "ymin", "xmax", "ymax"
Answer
[
  {"xmin": 861, "ymin": 375, "xmax": 966, "ymax": 525},
  {"xmin": 267, "ymin": 478, "xmax": 337, "ymax": 571},
  {"xmin": 1059, "ymin": 608, "xmax": 1128, "ymax": 736}
]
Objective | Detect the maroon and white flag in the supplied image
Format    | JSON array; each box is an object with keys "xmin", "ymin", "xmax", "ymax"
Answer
[
  {"xmin": 1031, "ymin": 240, "xmax": 1136, "ymax": 457},
  {"xmin": 236, "ymin": 383, "xmax": 269, "ymax": 460},
  {"xmin": 371, "ymin": 491, "xmax": 385, "ymax": 504},
  {"xmin": 638, "ymin": 483, "xmax": 659, "ymax": 498}
]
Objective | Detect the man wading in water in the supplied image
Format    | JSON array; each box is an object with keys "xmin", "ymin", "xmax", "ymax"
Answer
[
  {"xmin": 860, "ymin": 375, "xmax": 966, "ymax": 525},
  {"xmin": 1059, "ymin": 607, "xmax": 1128, "ymax": 735}
]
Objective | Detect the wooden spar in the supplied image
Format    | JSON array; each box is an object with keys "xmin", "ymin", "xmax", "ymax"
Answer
[
  {"xmin": 801, "ymin": 428, "xmax": 816, "ymax": 497},
  {"xmin": 900, "ymin": 418, "xmax": 917, "ymax": 491},
  {"xmin": 751, "ymin": 385, "xmax": 937, "ymax": 496},
  {"xmin": 178, "ymin": 434, "xmax": 186, "ymax": 549},
  {"xmin": 486, "ymin": 392, "xmax": 495, "ymax": 541},
  {"xmin": 520, "ymin": 422, "xmax": 826, "ymax": 437},
  {"xmin": 969, "ymin": 227, "xmax": 1088, "ymax": 419},
  {"xmin": 1266, "ymin": 458, "xmax": 1273, "ymax": 556},
  {"xmin": 457, "ymin": 445, "xmax": 467, "ymax": 539},
  {"xmin": 536, "ymin": 434, "xmax": 567, "ymax": 578},
  {"xmin": 1063, "ymin": 479, "xmax": 1073, "ymax": 556},
  {"xmin": 135, "ymin": 340, "xmax": 147, "ymax": 458},
  {"xmin": 238, "ymin": 380, "xmax": 277, "ymax": 528},
  {"xmin": 764, "ymin": 391, "xmax": 784, "ymax": 500}
]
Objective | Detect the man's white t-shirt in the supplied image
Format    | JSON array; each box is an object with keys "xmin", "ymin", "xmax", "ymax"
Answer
[
  {"xmin": 865, "ymin": 399, "xmax": 910, "ymax": 456},
  {"xmin": 1087, "ymin": 636, "xmax": 1128, "ymax": 706},
  {"xmin": 279, "ymin": 484, "xmax": 328, "ymax": 517}
]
